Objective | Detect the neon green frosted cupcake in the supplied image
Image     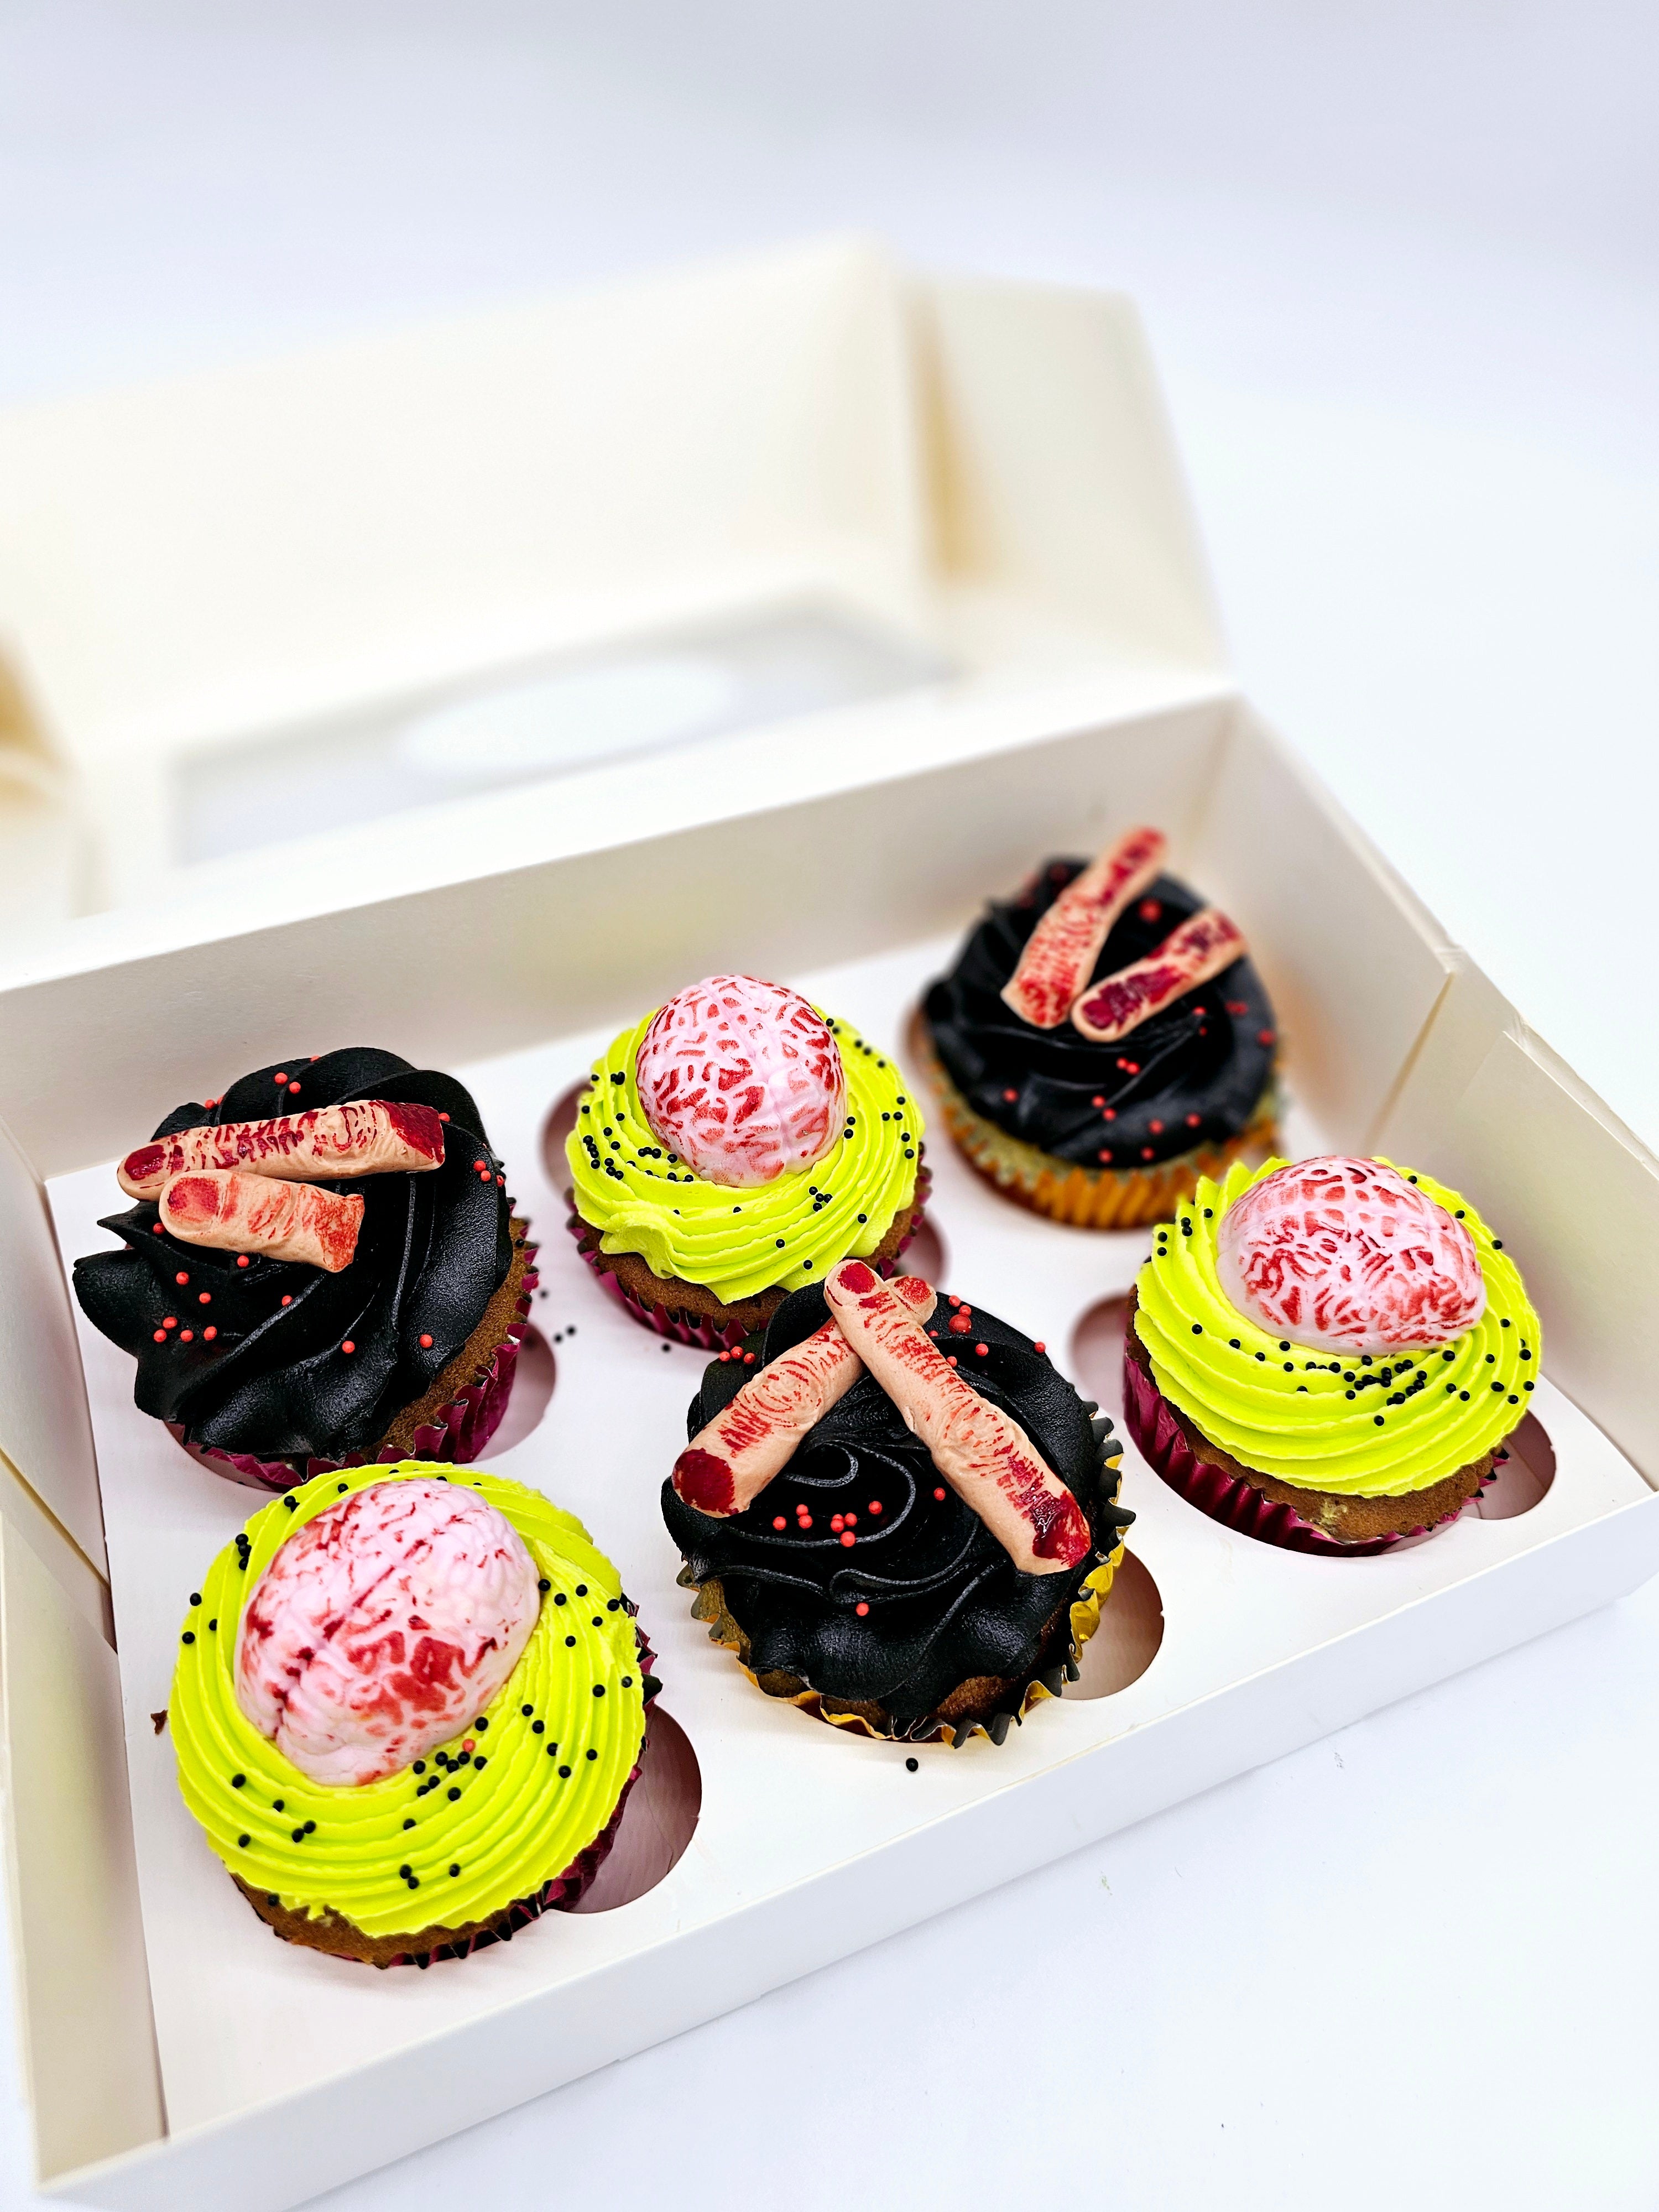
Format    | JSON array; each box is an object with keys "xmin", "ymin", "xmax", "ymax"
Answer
[
  {"xmin": 564, "ymin": 974, "xmax": 930, "ymax": 1349},
  {"xmin": 169, "ymin": 1462, "xmax": 654, "ymax": 1966},
  {"xmin": 1123, "ymin": 1154, "xmax": 1541, "ymax": 1551}
]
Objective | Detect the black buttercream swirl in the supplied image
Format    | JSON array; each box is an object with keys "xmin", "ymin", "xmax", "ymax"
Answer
[
  {"xmin": 72, "ymin": 1048, "xmax": 514, "ymax": 1463},
  {"xmin": 661, "ymin": 1285, "xmax": 1131, "ymax": 1738},
  {"xmin": 923, "ymin": 862, "xmax": 1277, "ymax": 1169}
]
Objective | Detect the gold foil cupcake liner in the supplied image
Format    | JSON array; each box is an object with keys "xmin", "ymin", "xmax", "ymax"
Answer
[{"xmin": 916, "ymin": 1032, "xmax": 1279, "ymax": 1232}]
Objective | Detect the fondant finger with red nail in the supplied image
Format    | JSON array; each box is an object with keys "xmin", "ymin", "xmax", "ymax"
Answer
[
  {"xmin": 1000, "ymin": 826, "xmax": 1167, "ymax": 1029},
  {"xmin": 673, "ymin": 1274, "xmax": 936, "ymax": 1516},
  {"xmin": 1071, "ymin": 906, "xmax": 1245, "ymax": 1044},
  {"xmin": 160, "ymin": 1169, "xmax": 366, "ymax": 1272},
  {"xmin": 821, "ymin": 1260, "xmax": 1091, "ymax": 1573},
  {"xmin": 118, "ymin": 1099, "xmax": 445, "ymax": 1200}
]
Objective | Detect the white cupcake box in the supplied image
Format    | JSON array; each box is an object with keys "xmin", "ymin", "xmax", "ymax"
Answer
[{"xmin": 1, "ymin": 242, "xmax": 1655, "ymax": 2209}]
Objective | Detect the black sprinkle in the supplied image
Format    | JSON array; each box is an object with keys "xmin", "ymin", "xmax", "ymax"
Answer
[{"xmin": 905, "ymin": 1757, "xmax": 919, "ymax": 1772}]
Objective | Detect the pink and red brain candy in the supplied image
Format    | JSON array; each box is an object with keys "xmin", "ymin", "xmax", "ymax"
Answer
[
  {"xmin": 234, "ymin": 1478, "xmax": 541, "ymax": 1787},
  {"xmin": 634, "ymin": 974, "xmax": 847, "ymax": 1190},
  {"xmin": 1215, "ymin": 1156, "xmax": 1486, "ymax": 1355}
]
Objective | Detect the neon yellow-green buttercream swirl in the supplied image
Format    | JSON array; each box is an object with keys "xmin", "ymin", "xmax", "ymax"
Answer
[
  {"xmin": 170, "ymin": 1463, "xmax": 647, "ymax": 1939},
  {"xmin": 565, "ymin": 1008, "xmax": 922, "ymax": 1302},
  {"xmin": 1134, "ymin": 1158, "xmax": 1541, "ymax": 1497}
]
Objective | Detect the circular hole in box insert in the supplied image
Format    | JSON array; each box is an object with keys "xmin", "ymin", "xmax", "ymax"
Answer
[
  {"xmin": 1068, "ymin": 1550, "xmax": 1163, "ymax": 1699},
  {"xmin": 568, "ymin": 1707, "xmax": 702, "ymax": 1913},
  {"xmin": 1470, "ymin": 1412, "xmax": 1555, "ymax": 1520},
  {"xmin": 1070, "ymin": 1292, "xmax": 1131, "ymax": 1425},
  {"xmin": 540, "ymin": 1078, "xmax": 590, "ymax": 1194},
  {"xmin": 486, "ymin": 1326, "xmax": 556, "ymax": 1453},
  {"xmin": 895, "ymin": 1214, "xmax": 948, "ymax": 1286}
]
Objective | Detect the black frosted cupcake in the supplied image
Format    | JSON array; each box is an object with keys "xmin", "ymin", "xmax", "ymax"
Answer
[
  {"xmin": 922, "ymin": 827, "xmax": 1280, "ymax": 1229},
  {"xmin": 73, "ymin": 1048, "xmax": 536, "ymax": 1489},
  {"xmin": 662, "ymin": 1266, "xmax": 1132, "ymax": 1746}
]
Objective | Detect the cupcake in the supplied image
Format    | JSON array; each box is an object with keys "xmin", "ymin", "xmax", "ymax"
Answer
[
  {"xmin": 168, "ymin": 1463, "xmax": 655, "ymax": 1966},
  {"xmin": 1124, "ymin": 1155, "xmax": 1541, "ymax": 1553},
  {"xmin": 73, "ymin": 1048, "xmax": 536, "ymax": 1489},
  {"xmin": 566, "ymin": 974, "xmax": 930, "ymax": 1349},
  {"xmin": 662, "ymin": 1259, "xmax": 1134, "ymax": 1745},
  {"xmin": 921, "ymin": 827, "xmax": 1279, "ymax": 1229}
]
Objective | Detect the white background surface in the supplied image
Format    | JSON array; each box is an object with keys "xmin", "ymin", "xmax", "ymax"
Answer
[{"xmin": 2, "ymin": 4, "xmax": 1657, "ymax": 2206}]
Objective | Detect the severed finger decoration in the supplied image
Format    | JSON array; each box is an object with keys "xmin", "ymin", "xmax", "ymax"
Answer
[
  {"xmin": 673, "ymin": 1275, "xmax": 936, "ymax": 1516},
  {"xmin": 821, "ymin": 1260, "xmax": 1091, "ymax": 1574},
  {"xmin": 1071, "ymin": 906, "xmax": 1245, "ymax": 1044},
  {"xmin": 160, "ymin": 1170, "xmax": 366, "ymax": 1272},
  {"xmin": 1000, "ymin": 826, "xmax": 1167, "ymax": 1030},
  {"xmin": 118, "ymin": 1099, "xmax": 444, "ymax": 1202}
]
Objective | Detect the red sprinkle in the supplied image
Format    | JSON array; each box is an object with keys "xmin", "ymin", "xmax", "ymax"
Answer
[
  {"xmin": 203, "ymin": 1326, "xmax": 217, "ymax": 1341},
  {"xmin": 799, "ymin": 1514, "xmax": 813, "ymax": 1530},
  {"xmin": 1150, "ymin": 1119, "xmax": 1164, "ymax": 1134},
  {"xmin": 1142, "ymin": 1145, "xmax": 1155, "ymax": 1160},
  {"xmin": 288, "ymin": 1082, "xmax": 301, "ymax": 1095},
  {"xmin": 1092, "ymin": 1095, "xmax": 1105, "ymax": 1107},
  {"xmin": 855, "ymin": 1601, "xmax": 869, "ymax": 1617},
  {"xmin": 1138, "ymin": 899, "xmax": 1162, "ymax": 923},
  {"xmin": 236, "ymin": 1254, "xmax": 250, "ymax": 1267},
  {"xmin": 773, "ymin": 1516, "xmax": 786, "ymax": 1530},
  {"xmin": 1187, "ymin": 1113, "xmax": 1200, "ymax": 1126},
  {"xmin": 175, "ymin": 1271, "xmax": 189, "ymax": 1285},
  {"xmin": 1099, "ymin": 1149, "xmax": 1114, "ymax": 1164},
  {"xmin": 152, "ymin": 1223, "xmax": 164, "ymax": 1235},
  {"xmin": 420, "ymin": 1333, "xmax": 434, "ymax": 1349},
  {"xmin": 152, "ymin": 1329, "xmax": 166, "ymax": 1343},
  {"xmin": 946, "ymin": 1355, "xmax": 958, "ymax": 1366},
  {"xmin": 179, "ymin": 1329, "xmax": 194, "ymax": 1343},
  {"xmin": 163, "ymin": 1316, "xmax": 177, "ymax": 1328},
  {"xmin": 869, "ymin": 1500, "xmax": 883, "ymax": 1515},
  {"xmin": 933, "ymin": 1486, "xmax": 946, "ymax": 1501},
  {"xmin": 1003, "ymin": 1088, "xmax": 1018, "ymax": 1102},
  {"xmin": 342, "ymin": 1339, "xmax": 356, "ymax": 1354},
  {"xmin": 744, "ymin": 1353, "xmax": 757, "ymax": 1366},
  {"xmin": 281, "ymin": 1295, "xmax": 293, "ymax": 1307},
  {"xmin": 198, "ymin": 1291, "xmax": 211, "ymax": 1304},
  {"xmin": 947, "ymin": 1294, "xmax": 960, "ymax": 1308},
  {"xmin": 462, "ymin": 1740, "xmax": 474, "ymax": 1755},
  {"xmin": 1033, "ymin": 1340, "xmax": 1046, "ymax": 1353},
  {"xmin": 274, "ymin": 1072, "xmax": 288, "ymax": 1084},
  {"xmin": 831, "ymin": 1515, "xmax": 844, "ymax": 1532},
  {"xmin": 439, "ymin": 1112, "xmax": 450, "ymax": 1123},
  {"xmin": 839, "ymin": 1531, "xmax": 855, "ymax": 1548},
  {"xmin": 975, "ymin": 1343, "xmax": 988, "ymax": 1356},
  {"xmin": 845, "ymin": 1511, "xmax": 857, "ymax": 1525},
  {"xmin": 473, "ymin": 1159, "xmax": 486, "ymax": 1171},
  {"xmin": 1258, "ymin": 1029, "xmax": 1276, "ymax": 1047}
]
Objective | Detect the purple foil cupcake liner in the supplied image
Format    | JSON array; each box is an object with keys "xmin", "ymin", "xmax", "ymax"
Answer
[
  {"xmin": 568, "ymin": 1198, "xmax": 927, "ymax": 1352},
  {"xmin": 174, "ymin": 1254, "xmax": 540, "ymax": 1493},
  {"xmin": 1123, "ymin": 1338, "xmax": 1436, "ymax": 1558}
]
